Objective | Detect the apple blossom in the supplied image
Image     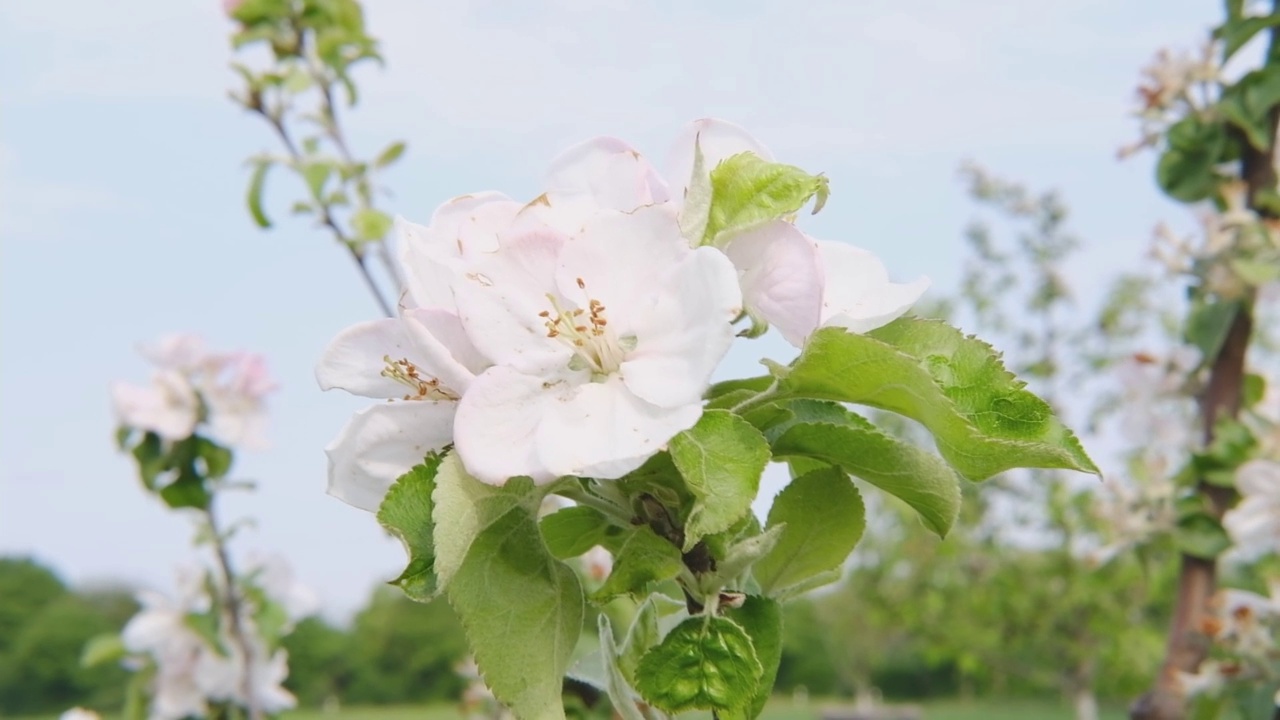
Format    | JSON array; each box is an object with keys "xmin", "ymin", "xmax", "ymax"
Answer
[
  {"xmin": 59, "ymin": 709, "xmax": 101, "ymax": 720},
  {"xmin": 1223, "ymin": 459, "xmax": 1280, "ymax": 559},
  {"xmin": 113, "ymin": 335, "xmax": 276, "ymax": 450},
  {"xmin": 452, "ymin": 204, "xmax": 741, "ymax": 484},
  {"xmin": 543, "ymin": 119, "xmax": 928, "ymax": 346},
  {"xmin": 111, "ymin": 371, "xmax": 200, "ymax": 441},
  {"xmin": 317, "ymin": 308, "xmax": 488, "ymax": 510}
]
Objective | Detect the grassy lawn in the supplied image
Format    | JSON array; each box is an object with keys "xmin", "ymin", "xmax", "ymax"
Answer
[{"xmin": 21, "ymin": 698, "xmax": 1129, "ymax": 720}]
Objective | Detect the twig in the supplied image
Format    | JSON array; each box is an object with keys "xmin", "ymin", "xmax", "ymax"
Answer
[{"xmin": 204, "ymin": 501, "xmax": 264, "ymax": 720}]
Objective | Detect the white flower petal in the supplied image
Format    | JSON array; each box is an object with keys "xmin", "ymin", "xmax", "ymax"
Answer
[
  {"xmin": 536, "ymin": 375, "xmax": 702, "ymax": 480},
  {"xmin": 556, "ymin": 204, "xmax": 688, "ymax": 315},
  {"xmin": 315, "ymin": 318, "xmax": 419, "ymax": 399},
  {"xmin": 815, "ymin": 239, "xmax": 930, "ymax": 334},
  {"xmin": 325, "ymin": 401, "xmax": 456, "ymax": 512},
  {"xmin": 621, "ymin": 247, "xmax": 741, "ymax": 408},
  {"xmin": 454, "ymin": 230, "xmax": 572, "ymax": 374},
  {"xmin": 111, "ymin": 374, "xmax": 199, "ymax": 440},
  {"xmin": 453, "ymin": 366, "xmax": 557, "ymax": 485},
  {"xmin": 545, "ymin": 136, "xmax": 670, "ymax": 212},
  {"xmin": 664, "ymin": 118, "xmax": 772, "ymax": 198},
  {"xmin": 722, "ymin": 221, "xmax": 824, "ymax": 347},
  {"xmin": 396, "ymin": 192, "xmax": 522, "ymax": 310},
  {"xmin": 403, "ymin": 308, "xmax": 489, "ymax": 393}
]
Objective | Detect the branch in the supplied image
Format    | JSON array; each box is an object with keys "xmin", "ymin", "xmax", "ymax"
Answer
[{"xmin": 204, "ymin": 502, "xmax": 264, "ymax": 720}]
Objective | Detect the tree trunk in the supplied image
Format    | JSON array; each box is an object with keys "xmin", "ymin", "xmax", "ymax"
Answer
[
  {"xmin": 1131, "ymin": 19, "xmax": 1275, "ymax": 711},
  {"xmin": 1073, "ymin": 686, "xmax": 1100, "ymax": 720}
]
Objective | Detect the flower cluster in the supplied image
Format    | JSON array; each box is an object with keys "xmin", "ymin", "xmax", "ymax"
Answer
[
  {"xmin": 1224, "ymin": 460, "xmax": 1280, "ymax": 560},
  {"xmin": 1118, "ymin": 41, "xmax": 1220, "ymax": 159},
  {"xmin": 1177, "ymin": 582, "xmax": 1280, "ymax": 706},
  {"xmin": 121, "ymin": 558, "xmax": 316, "ymax": 720},
  {"xmin": 112, "ymin": 334, "xmax": 276, "ymax": 451},
  {"xmin": 318, "ymin": 119, "xmax": 927, "ymax": 507}
]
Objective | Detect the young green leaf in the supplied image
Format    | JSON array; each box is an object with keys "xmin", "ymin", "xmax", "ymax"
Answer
[
  {"xmin": 376, "ymin": 455, "xmax": 444, "ymax": 602},
  {"xmin": 246, "ymin": 160, "xmax": 273, "ymax": 228},
  {"xmin": 703, "ymin": 152, "xmax": 828, "ymax": 246},
  {"xmin": 598, "ymin": 614, "xmax": 647, "ymax": 720},
  {"xmin": 618, "ymin": 596, "xmax": 663, "ymax": 684},
  {"xmin": 783, "ymin": 321, "xmax": 1098, "ymax": 481},
  {"xmin": 592, "ymin": 526, "xmax": 684, "ymax": 603},
  {"xmin": 448, "ymin": 507, "xmax": 584, "ymax": 720},
  {"xmin": 432, "ymin": 453, "xmax": 545, "ymax": 589},
  {"xmin": 80, "ymin": 633, "xmax": 127, "ymax": 668},
  {"xmin": 669, "ymin": 410, "xmax": 771, "ymax": 550},
  {"xmin": 763, "ymin": 401, "xmax": 959, "ymax": 537},
  {"xmin": 373, "ymin": 140, "xmax": 407, "ymax": 168},
  {"xmin": 721, "ymin": 597, "xmax": 783, "ymax": 720},
  {"xmin": 540, "ymin": 506, "xmax": 617, "ymax": 559},
  {"xmin": 752, "ymin": 466, "xmax": 864, "ymax": 596},
  {"xmin": 634, "ymin": 616, "xmax": 763, "ymax": 714}
]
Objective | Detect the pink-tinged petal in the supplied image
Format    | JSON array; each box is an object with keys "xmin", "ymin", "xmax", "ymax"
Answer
[
  {"xmin": 620, "ymin": 247, "xmax": 742, "ymax": 408},
  {"xmin": 545, "ymin": 136, "xmax": 670, "ymax": 212},
  {"xmin": 454, "ymin": 230, "xmax": 571, "ymax": 374},
  {"xmin": 536, "ymin": 376, "xmax": 702, "ymax": 480},
  {"xmin": 815, "ymin": 239, "xmax": 930, "ymax": 334},
  {"xmin": 664, "ymin": 118, "xmax": 773, "ymax": 197},
  {"xmin": 723, "ymin": 221, "xmax": 825, "ymax": 347},
  {"xmin": 555, "ymin": 204, "xmax": 688, "ymax": 315},
  {"xmin": 453, "ymin": 366, "xmax": 557, "ymax": 485},
  {"xmin": 315, "ymin": 318, "xmax": 417, "ymax": 399},
  {"xmin": 325, "ymin": 401, "xmax": 456, "ymax": 512}
]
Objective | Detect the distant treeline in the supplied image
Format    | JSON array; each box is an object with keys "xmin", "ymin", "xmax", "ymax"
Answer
[{"xmin": 0, "ymin": 552, "xmax": 1166, "ymax": 716}]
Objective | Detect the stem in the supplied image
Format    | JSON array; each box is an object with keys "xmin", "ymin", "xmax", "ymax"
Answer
[
  {"xmin": 257, "ymin": 108, "xmax": 395, "ymax": 318},
  {"xmin": 204, "ymin": 501, "xmax": 264, "ymax": 720},
  {"xmin": 727, "ymin": 379, "xmax": 785, "ymax": 415}
]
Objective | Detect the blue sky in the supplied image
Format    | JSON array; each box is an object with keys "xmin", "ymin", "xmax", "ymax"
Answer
[{"xmin": 0, "ymin": 0, "xmax": 1218, "ymax": 618}]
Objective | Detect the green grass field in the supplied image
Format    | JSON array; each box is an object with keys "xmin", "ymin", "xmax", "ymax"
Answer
[
  {"xmin": 272, "ymin": 697, "xmax": 1129, "ymax": 720},
  {"xmin": 23, "ymin": 698, "xmax": 1129, "ymax": 720}
]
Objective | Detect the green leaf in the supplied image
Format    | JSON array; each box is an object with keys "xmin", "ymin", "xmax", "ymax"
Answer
[
  {"xmin": 714, "ymin": 524, "xmax": 785, "ymax": 583},
  {"xmin": 1216, "ymin": 12, "xmax": 1280, "ymax": 60},
  {"xmin": 300, "ymin": 161, "xmax": 332, "ymax": 198},
  {"xmin": 762, "ymin": 401, "xmax": 959, "ymax": 537},
  {"xmin": 722, "ymin": 597, "xmax": 782, "ymax": 720},
  {"xmin": 1156, "ymin": 117, "xmax": 1226, "ymax": 203},
  {"xmin": 159, "ymin": 472, "xmax": 210, "ymax": 510},
  {"xmin": 247, "ymin": 161, "xmax": 273, "ymax": 228},
  {"xmin": 752, "ymin": 466, "xmax": 865, "ymax": 597},
  {"xmin": 702, "ymin": 152, "xmax": 828, "ymax": 246},
  {"xmin": 540, "ymin": 506, "xmax": 621, "ymax": 559},
  {"xmin": 782, "ymin": 321, "xmax": 1099, "ymax": 480},
  {"xmin": 1244, "ymin": 373, "xmax": 1267, "ymax": 409},
  {"xmin": 351, "ymin": 207, "xmax": 393, "ymax": 242},
  {"xmin": 1173, "ymin": 512, "xmax": 1232, "ymax": 559},
  {"xmin": 80, "ymin": 633, "xmax": 126, "ymax": 668},
  {"xmin": 195, "ymin": 437, "xmax": 233, "ymax": 480},
  {"xmin": 592, "ymin": 526, "xmax": 684, "ymax": 602},
  {"xmin": 618, "ymin": 596, "xmax": 662, "ymax": 684},
  {"xmin": 598, "ymin": 614, "xmax": 646, "ymax": 720},
  {"xmin": 448, "ymin": 507, "xmax": 584, "ymax": 720},
  {"xmin": 678, "ymin": 134, "xmax": 714, "ymax": 244},
  {"xmin": 1217, "ymin": 68, "xmax": 1280, "ymax": 150},
  {"xmin": 634, "ymin": 616, "xmax": 763, "ymax": 714},
  {"xmin": 1185, "ymin": 299, "xmax": 1240, "ymax": 362},
  {"xmin": 376, "ymin": 456, "xmax": 444, "ymax": 602},
  {"xmin": 432, "ymin": 454, "xmax": 545, "ymax": 590},
  {"xmin": 373, "ymin": 140, "xmax": 407, "ymax": 168},
  {"xmin": 669, "ymin": 410, "xmax": 771, "ymax": 550},
  {"xmin": 130, "ymin": 432, "xmax": 166, "ymax": 490}
]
